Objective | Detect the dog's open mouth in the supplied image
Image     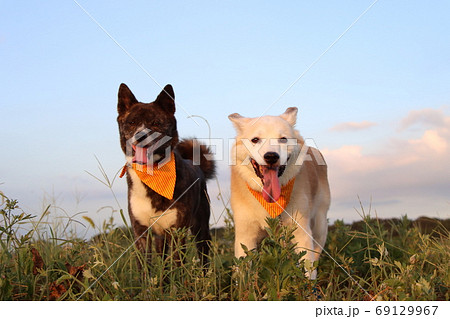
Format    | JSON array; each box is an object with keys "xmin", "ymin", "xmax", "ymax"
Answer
[
  {"xmin": 132, "ymin": 145, "xmax": 165, "ymax": 165},
  {"xmin": 130, "ymin": 129, "xmax": 171, "ymax": 165},
  {"xmin": 132, "ymin": 145, "xmax": 148, "ymax": 164},
  {"xmin": 251, "ymin": 158, "xmax": 287, "ymax": 203}
]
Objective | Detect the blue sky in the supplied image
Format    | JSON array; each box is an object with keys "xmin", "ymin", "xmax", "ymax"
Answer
[{"xmin": 1, "ymin": 1, "xmax": 449, "ymax": 235}]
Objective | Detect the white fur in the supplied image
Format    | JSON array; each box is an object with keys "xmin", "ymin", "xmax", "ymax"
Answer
[
  {"xmin": 229, "ymin": 108, "xmax": 330, "ymax": 280},
  {"xmin": 128, "ymin": 168, "xmax": 178, "ymax": 236}
]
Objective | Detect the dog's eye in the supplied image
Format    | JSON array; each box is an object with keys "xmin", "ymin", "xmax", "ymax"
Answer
[
  {"xmin": 279, "ymin": 137, "xmax": 288, "ymax": 143},
  {"xmin": 251, "ymin": 137, "xmax": 260, "ymax": 144}
]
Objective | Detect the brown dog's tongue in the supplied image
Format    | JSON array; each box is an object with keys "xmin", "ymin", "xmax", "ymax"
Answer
[
  {"xmin": 132, "ymin": 145, "xmax": 148, "ymax": 164},
  {"xmin": 262, "ymin": 167, "xmax": 281, "ymax": 203}
]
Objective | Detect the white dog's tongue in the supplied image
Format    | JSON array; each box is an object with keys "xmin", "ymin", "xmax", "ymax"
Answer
[{"xmin": 262, "ymin": 167, "xmax": 281, "ymax": 203}]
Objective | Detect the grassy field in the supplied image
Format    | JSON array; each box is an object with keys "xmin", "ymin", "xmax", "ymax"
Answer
[{"xmin": 0, "ymin": 192, "xmax": 448, "ymax": 301}]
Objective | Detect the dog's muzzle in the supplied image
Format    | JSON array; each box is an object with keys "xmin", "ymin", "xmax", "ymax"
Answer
[{"xmin": 250, "ymin": 153, "xmax": 289, "ymax": 203}]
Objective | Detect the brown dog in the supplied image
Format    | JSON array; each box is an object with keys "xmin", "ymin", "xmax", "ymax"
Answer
[{"xmin": 117, "ymin": 83, "xmax": 215, "ymax": 267}]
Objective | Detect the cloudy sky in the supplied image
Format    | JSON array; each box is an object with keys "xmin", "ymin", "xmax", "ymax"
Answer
[{"xmin": 1, "ymin": 1, "xmax": 449, "ymax": 235}]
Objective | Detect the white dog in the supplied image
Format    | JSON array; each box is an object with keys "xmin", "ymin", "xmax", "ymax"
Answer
[{"xmin": 228, "ymin": 107, "xmax": 330, "ymax": 279}]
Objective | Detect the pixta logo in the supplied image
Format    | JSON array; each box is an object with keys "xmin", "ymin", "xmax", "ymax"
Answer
[
  {"xmin": 126, "ymin": 128, "xmax": 172, "ymax": 174},
  {"xmin": 125, "ymin": 129, "xmax": 326, "ymax": 173}
]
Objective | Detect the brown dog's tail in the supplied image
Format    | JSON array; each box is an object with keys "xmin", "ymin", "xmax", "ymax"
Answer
[{"xmin": 175, "ymin": 139, "xmax": 216, "ymax": 180}]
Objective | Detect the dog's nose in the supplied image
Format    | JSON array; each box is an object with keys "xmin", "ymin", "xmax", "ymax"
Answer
[{"xmin": 264, "ymin": 152, "xmax": 280, "ymax": 165}]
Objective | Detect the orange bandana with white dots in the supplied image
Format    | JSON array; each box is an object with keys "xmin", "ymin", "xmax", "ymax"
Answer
[
  {"xmin": 120, "ymin": 153, "xmax": 176, "ymax": 200},
  {"xmin": 247, "ymin": 178, "xmax": 295, "ymax": 218}
]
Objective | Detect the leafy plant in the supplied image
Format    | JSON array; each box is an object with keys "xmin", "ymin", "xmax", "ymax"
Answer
[{"xmin": 0, "ymin": 191, "xmax": 448, "ymax": 301}]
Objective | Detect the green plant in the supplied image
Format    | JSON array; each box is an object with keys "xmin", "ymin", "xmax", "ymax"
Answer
[
  {"xmin": 0, "ymin": 190, "xmax": 448, "ymax": 301},
  {"xmin": 232, "ymin": 217, "xmax": 312, "ymax": 301}
]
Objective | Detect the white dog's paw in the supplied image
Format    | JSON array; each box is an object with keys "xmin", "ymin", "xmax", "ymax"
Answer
[
  {"xmin": 305, "ymin": 268, "xmax": 317, "ymax": 280},
  {"xmin": 302, "ymin": 259, "xmax": 317, "ymax": 280}
]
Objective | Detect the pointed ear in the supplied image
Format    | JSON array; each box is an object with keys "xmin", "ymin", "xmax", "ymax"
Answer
[
  {"xmin": 280, "ymin": 107, "xmax": 298, "ymax": 126},
  {"xmin": 155, "ymin": 84, "xmax": 175, "ymax": 114},
  {"xmin": 118, "ymin": 83, "xmax": 138, "ymax": 116},
  {"xmin": 228, "ymin": 113, "xmax": 252, "ymax": 133}
]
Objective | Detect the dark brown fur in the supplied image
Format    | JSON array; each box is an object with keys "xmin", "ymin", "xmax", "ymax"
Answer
[{"xmin": 117, "ymin": 83, "xmax": 215, "ymax": 268}]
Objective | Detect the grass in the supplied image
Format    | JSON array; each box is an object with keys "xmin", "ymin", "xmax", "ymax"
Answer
[{"xmin": 0, "ymin": 191, "xmax": 448, "ymax": 301}]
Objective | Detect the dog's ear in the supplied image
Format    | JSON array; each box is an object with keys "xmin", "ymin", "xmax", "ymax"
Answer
[
  {"xmin": 118, "ymin": 83, "xmax": 138, "ymax": 116},
  {"xmin": 280, "ymin": 107, "xmax": 298, "ymax": 126},
  {"xmin": 228, "ymin": 113, "xmax": 252, "ymax": 133},
  {"xmin": 155, "ymin": 84, "xmax": 175, "ymax": 114}
]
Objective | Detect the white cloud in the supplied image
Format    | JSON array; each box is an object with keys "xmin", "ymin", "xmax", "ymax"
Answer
[
  {"xmin": 323, "ymin": 108, "xmax": 450, "ymax": 221},
  {"xmin": 399, "ymin": 107, "xmax": 449, "ymax": 131},
  {"xmin": 409, "ymin": 129, "xmax": 447, "ymax": 154}
]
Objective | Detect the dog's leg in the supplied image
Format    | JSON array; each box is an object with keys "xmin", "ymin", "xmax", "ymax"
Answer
[
  {"xmin": 193, "ymin": 227, "xmax": 211, "ymax": 267},
  {"xmin": 154, "ymin": 233, "xmax": 168, "ymax": 259},
  {"xmin": 134, "ymin": 232, "xmax": 152, "ymax": 269},
  {"xmin": 190, "ymin": 191, "xmax": 212, "ymax": 267},
  {"xmin": 131, "ymin": 221, "xmax": 152, "ymax": 272},
  {"xmin": 169, "ymin": 232, "xmax": 186, "ymax": 266},
  {"xmin": 191, "ymin": 216, "xmax": 211, "ymax": 267},
  {"xmin": 311, "ymin": 208, "xmax": 328, "ymax": 255},
  {"xmin": 291, "ymin": 216, "xmax": 318, "ymax": 280},
  {"xmin": 234, "ymin": 220, "xmax": 264, "ymax": 258},
  {"xmin": 234, "ymin": 236, "xmax": 257, "ymax": 258}
]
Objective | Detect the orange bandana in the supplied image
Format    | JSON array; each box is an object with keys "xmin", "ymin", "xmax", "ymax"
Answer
[
  {"xmin": 120, "ymin": 153, "xmax": 177, "ymax": 200},
  {"xmin": 247, "ymin": 178, "xmax": 295, "ymax": 218}
]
